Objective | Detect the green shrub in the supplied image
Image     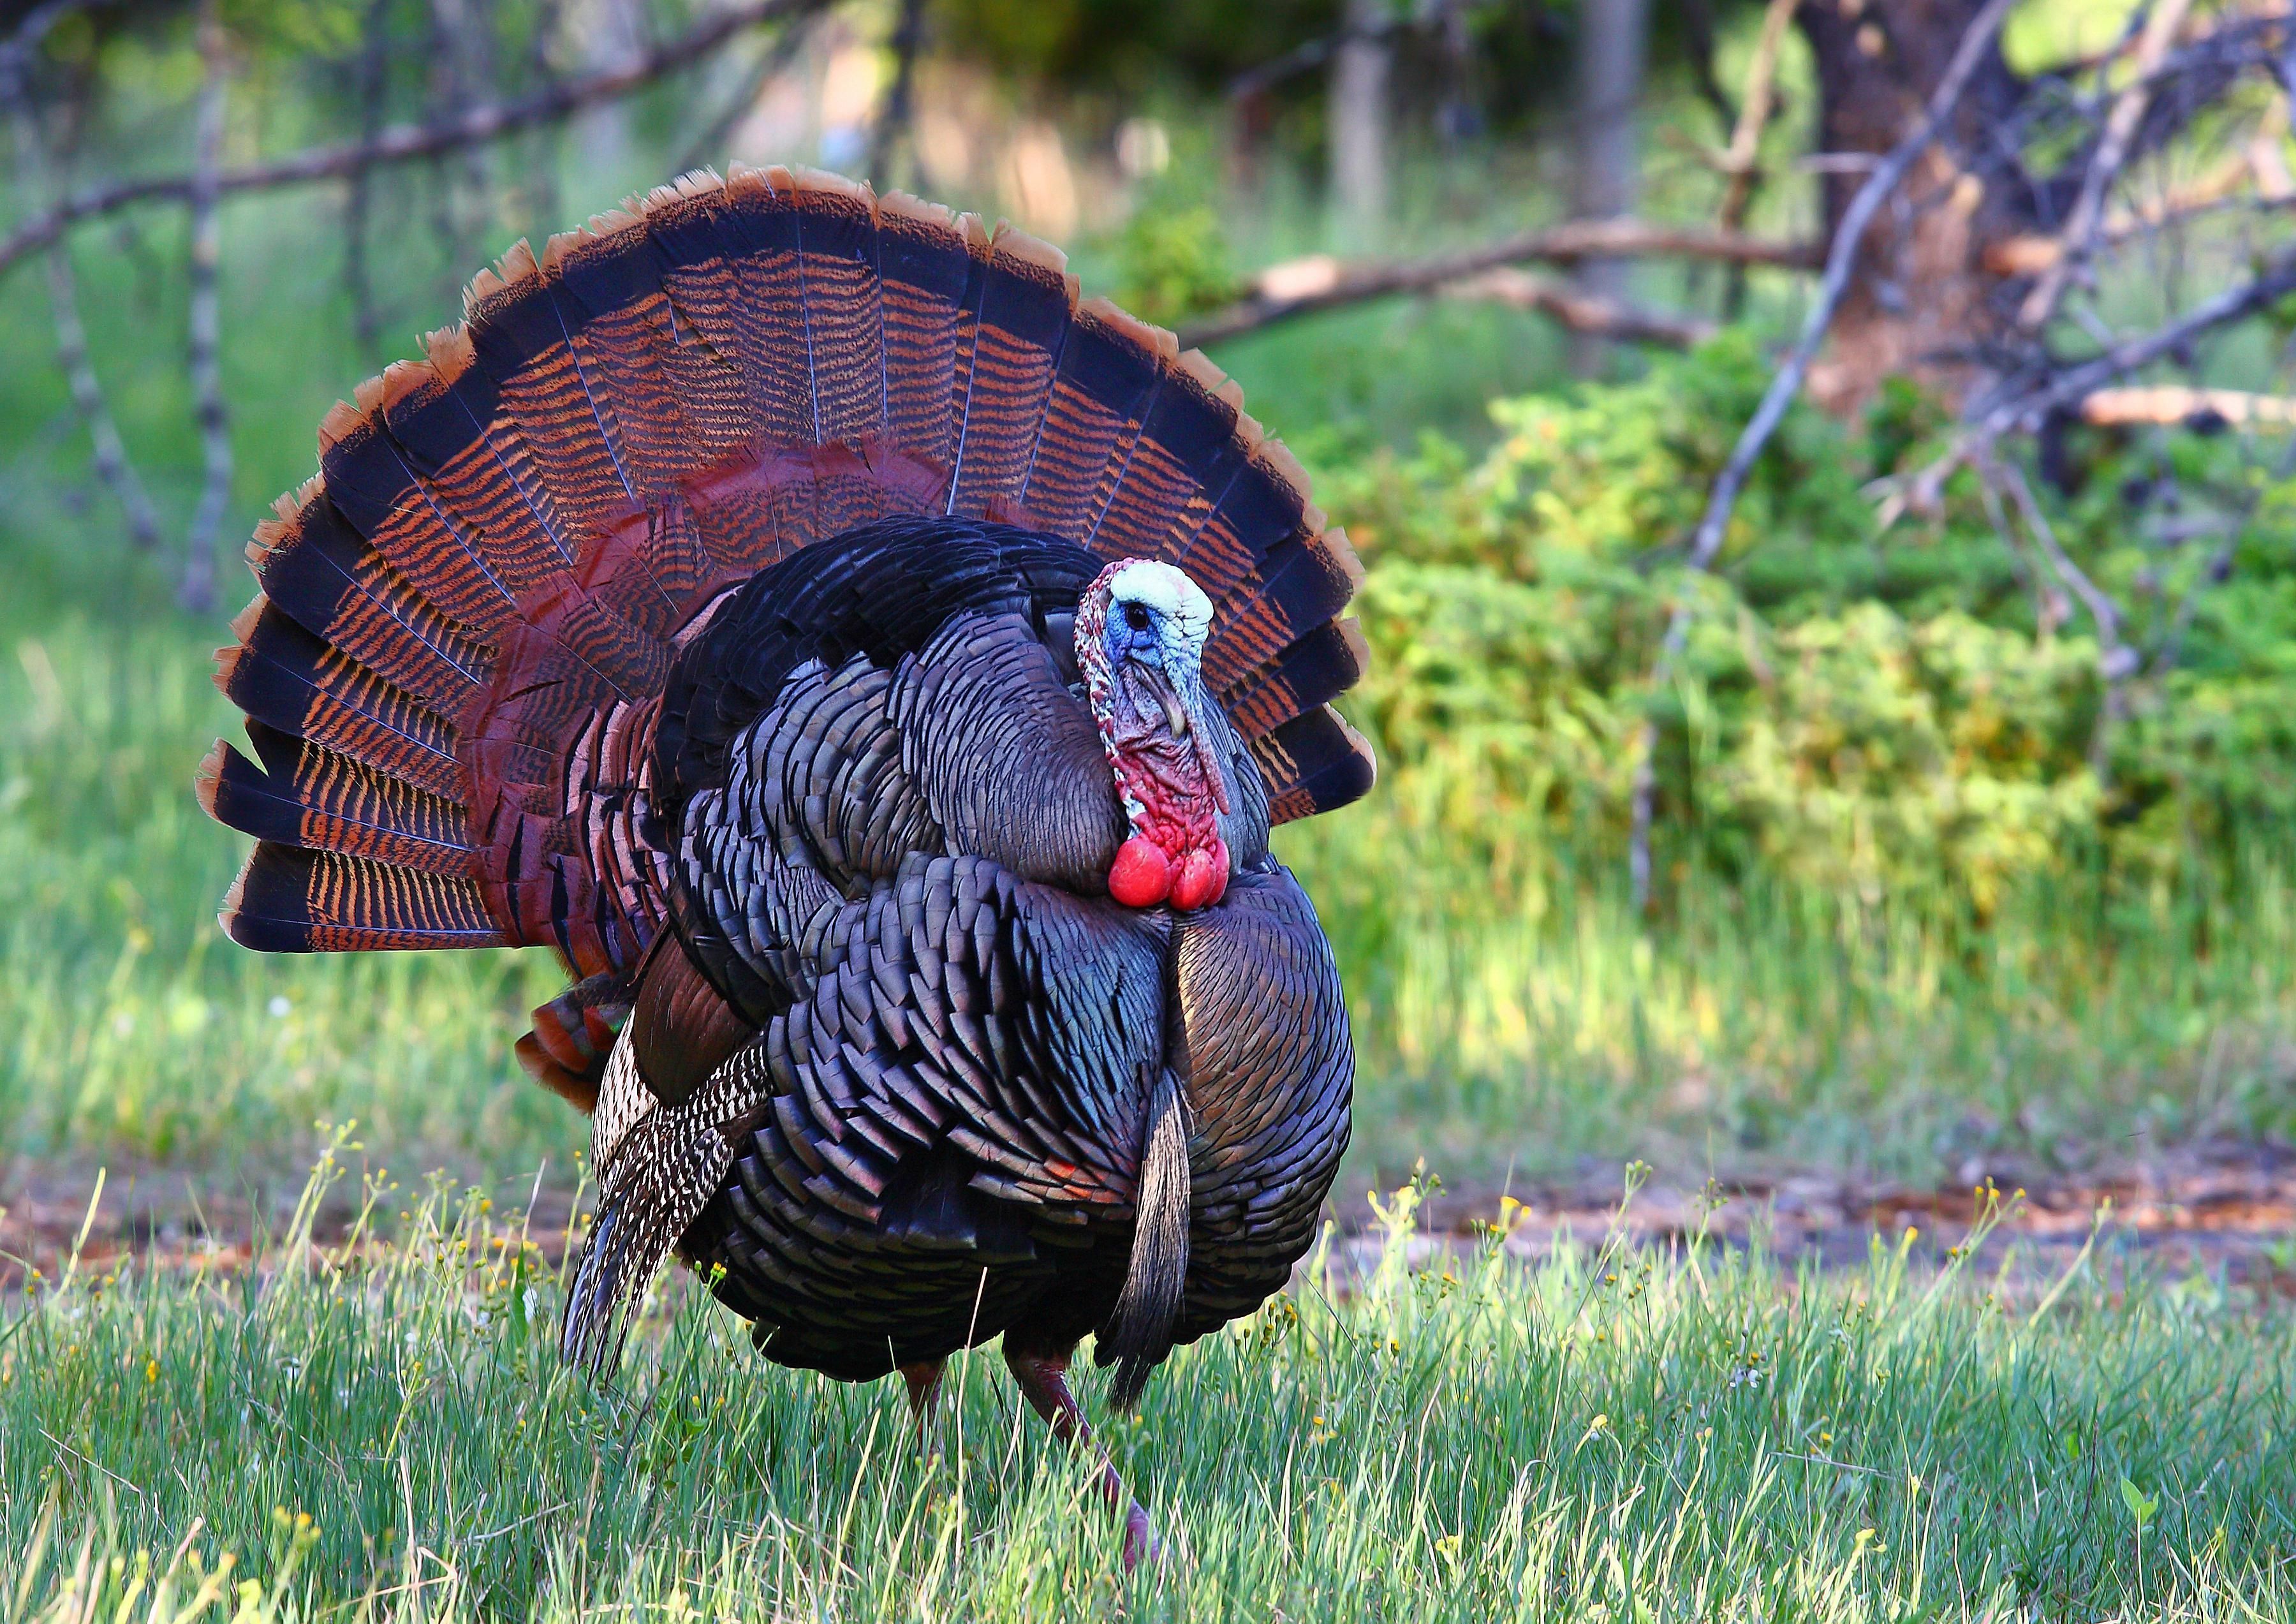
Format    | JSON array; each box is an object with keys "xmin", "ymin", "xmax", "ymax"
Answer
[{"xmin": 1312, "ymin": 331, "xmax": 2296, "ymax": 921}]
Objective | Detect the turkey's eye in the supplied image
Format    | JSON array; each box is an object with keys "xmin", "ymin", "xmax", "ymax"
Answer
[{"xmin": 1122, "ymin": 602, "xmax": 1151, "ymax": 632}]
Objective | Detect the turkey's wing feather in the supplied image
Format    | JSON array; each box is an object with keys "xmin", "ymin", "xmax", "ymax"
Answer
[
  {"xmin": 1159, "ymin": 863, "xmax": 1353, "ymax": 1345},
  {"xmin": 568, "ymin": 852, "xmax": 1168, "ymax": 1377}
]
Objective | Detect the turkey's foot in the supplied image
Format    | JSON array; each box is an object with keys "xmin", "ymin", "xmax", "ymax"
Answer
[
  {"xmin": 901, "ymin": 1359, "xmax": 946, "ymax": 1459},
  {"xmin": 1003, "ymin": 1344, "xmax": 1159, "ymax": 1572}
]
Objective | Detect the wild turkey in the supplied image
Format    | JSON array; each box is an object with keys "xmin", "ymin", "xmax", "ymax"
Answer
[{"xmin": 195, "ymin": 166, "xmax": 1371, "ymax": 1564}]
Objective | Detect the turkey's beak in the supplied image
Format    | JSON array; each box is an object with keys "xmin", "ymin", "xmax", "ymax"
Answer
[{"xmin": 1125, "ymin": 653, "xmax": 1191, "ymax": 738}]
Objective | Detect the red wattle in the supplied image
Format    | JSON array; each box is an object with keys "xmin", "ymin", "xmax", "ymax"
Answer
[
  {"xmin": 1108, "ymin": 836, "xmax": 1172, "ymax": 908},
  {"xmin": 1170, "ymin": 843, "xmax": 1227, "ymax": 912}
]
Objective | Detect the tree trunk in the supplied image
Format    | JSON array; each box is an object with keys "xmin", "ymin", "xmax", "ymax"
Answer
[
  {"xmin": 1328, "ymin": 0, "xmax": 1390, "ymax": 252},
  {"xmin": 1795, "ymin": 0, "xmax": 2033, "ymax": 412},
  {"xmin": 1570, "ymin": 0, "xmax": 1650, "ymax": 377}
]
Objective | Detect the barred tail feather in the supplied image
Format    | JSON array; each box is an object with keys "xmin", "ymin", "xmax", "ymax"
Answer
[
  {"xmin": 219, "ymin": 845, "xmax": 505, "ymax": 953},
  {"xmin": 203, "ymin": 163, "xmax": 1371, "ymax": 1037}
]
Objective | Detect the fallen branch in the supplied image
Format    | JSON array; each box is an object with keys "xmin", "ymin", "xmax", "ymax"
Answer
[
  {"xmin": 1439, "ymin": 267, "xmax": 1712, "ymax": 348},
  {"xmin": 1175, "ymin": 221, "xmax": 1816, "ymax": 350},
  {"xmin": 1627, "ymin": 0, "xmax": 2022, "ymax": 913},
  {"xmin": 1978, "ymin": 242, "xmax": 2296, "ymax": 434},
  {"xmin": 0, "ymin": 0, "xmax": 812, "ymax": 284},
  {"xmin": 2081, "ymin": 385, "xmax": 2296, "ymax": 427}
]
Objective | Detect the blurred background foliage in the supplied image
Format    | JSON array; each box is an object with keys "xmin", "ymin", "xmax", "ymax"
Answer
[
  {"xmin": 4, "ymin": 0, "xmax": 2296, "ymax": 1188},
  {"xmin": 1321, "ymin": 337, "xmax": 2296, "ymax": 923}
]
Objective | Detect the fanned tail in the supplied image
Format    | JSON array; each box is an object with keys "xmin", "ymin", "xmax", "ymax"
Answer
[{"xmin": 201, "ymin": 162, "xmax": 1371, "ymax": 1090}]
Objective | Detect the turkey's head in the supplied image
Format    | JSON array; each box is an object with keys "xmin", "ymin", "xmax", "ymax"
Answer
[{"xmin": 1076, "ymin": 559, "xmax": 1232, "ymax": 912}]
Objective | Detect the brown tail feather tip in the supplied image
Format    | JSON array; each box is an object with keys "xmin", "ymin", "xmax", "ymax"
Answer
[
  {"xmin": 1175, "ymin": 347, "xmax": 1246, "ymax": 409},
  {"xmin": 517, "ymin": 1034, "xmax": 603, "ymax": 1113},
  {"xmin": 316, "ymin": 400, "xmax": 365, "ymax": 454},
  {"xmin": 422, "ymin": 324, "xmax": 476, "ymax": 379},
  {"xmin": 226, "ymin": 596, "xmax": 265, "ymax": 646},
  {"xmin": 1080, "ymin": 296, "xmax": 1177, "ymax": 363},
  {"xmin": 192, "ymin": 739, "xmax": 226, "ymax": 818},
  {"xmin": 462, "ymin": 238, "xmax": 541, "ymax": 314}
]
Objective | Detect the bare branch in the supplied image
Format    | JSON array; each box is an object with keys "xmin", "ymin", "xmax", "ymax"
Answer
[
  {"xmin": 1714, "ymin": 0, "xmax": 1797, "ymax": 232},
  {"xmin": 42, "ymin": 226, "xmax": 163, "ymax": 552},
  {"xmin": 1686, "ymin": 0, "xmax": 2020, "ymax": 582},
  {"xmin": 866, "ymin": 0, "xmax": 924, "ymax": 190},
  {"xmin": 2017, "ymin": 0, "xmax": 2199, "ymax": 332},
  {"xmin": 342, "ymin": 0, "xmax": 393, "ymax": 359},
  {"xmin": 1992, "ymin": 457, "xmax": 2136, "ymax": 772},
  {"xmin": 1978, "ymin": 242, "xmax": 2296, "ymax": 435},
  {"xmin": 0, "ymin": 0, "xmax": 92, "ymax": 75},
  {"xmin": 3, "ymin": 8, "xmax": 161, "ymax": 550},
  {"xmin": 1439, "ymin": 267, "xmax": 1713, "ymax": 348},
  {"xmin": 180, "ymin": 0, "xmax": 229, "ymax": 615},
  {"xmin": 0, "ymin": 0, "xmax": 814, "ymax": 284},
  {"xmin": 1628, "ymin": 0, "xmax": 2021, "ymax": 913},
  {"xmin": 1175, "ymin": 221, "xmax": 1817, "ymax": 350}
]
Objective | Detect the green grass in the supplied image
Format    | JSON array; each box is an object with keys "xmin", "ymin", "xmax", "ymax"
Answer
[{"xmin": 3, "ymin": 1156, "xmax": 2290, "ymax": 1621}]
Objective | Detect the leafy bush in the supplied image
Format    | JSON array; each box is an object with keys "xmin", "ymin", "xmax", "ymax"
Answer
[
  {"xmin": 1310, "ymin": 332, "xmax": 2296, "ymax": 921},
  {"xmin": 1109, "ymin": 202, "xmax": 1242, "ymax": 326}
]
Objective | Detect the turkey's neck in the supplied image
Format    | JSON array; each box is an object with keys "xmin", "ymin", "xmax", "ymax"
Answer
[
  {"xmin": 1098, "ymin": 670, "xmax": 1225, "ymax": 857},
  {"xmin": 1075, "ymin": 593, "xmax": 1231, "ymax": 911}
]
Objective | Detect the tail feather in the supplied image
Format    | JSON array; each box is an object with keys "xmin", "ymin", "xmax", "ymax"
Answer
[
  {"xmin": 1256, "ymin": 708, "xmax": 1377, "ymax": 826},
  {"xmin": 790, "ymin": 168, "xmax": 887, "ymax": 447},
  {"xmin": 467, "ymin": 276, "xmax": 644, "ymax": 539},
  {"xmin": 950, "ymin": 223, "xmax": 1074, "ymax": 518},
  {"xmin": 1221, "ymin": 617, "xmax": 1370, "ymax": 740},
  {"xmin": 876, "ymin": 191, "xmax": 973, "ymax": 466},
  {"xmin": 246, "ymin": 485, "xmax": 490, "ymax": 714},
  {"xmin": 215, "ymin": 606, "xmax": 465, "ymax": 801},
  {"xmin": 1017, "ymin": 299, "xmax": 1165, "ymax": 538},
  {"xmin": 220, "ymin": 843, "xmax": 504, "ymax": 952},
  {"xmin": 516, "ymin": 970, "xmax": 635, "ymax": 1111},
  {"xmin": 198, "ymin": 723, "xmax": 473, "ymax": 876},
  {"xmin": 376, "ymin": 344, "xmax": 580, "ymax": 582},
  {"xmin": 547, "ymin": 215, "xmax": 700, "ymax": 494},
  {"xmin": 721, "ymin": 168, "xmax": 821, "ymax": 447}
]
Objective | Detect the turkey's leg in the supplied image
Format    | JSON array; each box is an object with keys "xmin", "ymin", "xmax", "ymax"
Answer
[
  {"xmin": 1003, "ymin": 1344, "xmax": 1158, "ymax": 1570},
  {"xmin": 900, "ymin": 1359, "xmax": 945, "ymax": 1458}
]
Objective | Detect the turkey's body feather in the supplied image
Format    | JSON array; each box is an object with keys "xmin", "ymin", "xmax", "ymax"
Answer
[{"xmin": 198, "ymin": 166, "xmax": 1368, "ymax": 1403}]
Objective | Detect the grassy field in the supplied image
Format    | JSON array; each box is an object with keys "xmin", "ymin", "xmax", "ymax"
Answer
[{"xmin": 2, "ymin": 1157, "xmax": 2290, "ymax": 1622}]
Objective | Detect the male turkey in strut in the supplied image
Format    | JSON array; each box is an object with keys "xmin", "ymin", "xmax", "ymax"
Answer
[{"xmin": 195, "ymin": 166, "xmax": 1371, "ymax": 1563}]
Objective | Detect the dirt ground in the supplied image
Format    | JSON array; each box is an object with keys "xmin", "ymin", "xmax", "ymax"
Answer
[
  {"xmin": 1332, "ymin": 1138, "xmax": 2296, "ymax": 1299},
  {"xmin": 7, "ymin": 1136, "xmax": 2295, "ymax": 1302}
]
